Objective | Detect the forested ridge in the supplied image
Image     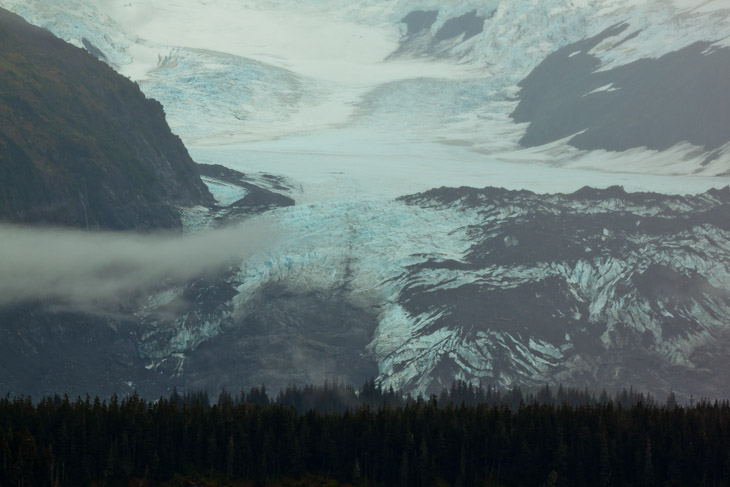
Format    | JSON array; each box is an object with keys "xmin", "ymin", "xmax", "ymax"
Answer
[
  {"xmin": 1, "ymin": 381, "xmax": 728, "ymax": 487},
  {"xmin": 0, "ymin": 7, "xmax": 213, "ymax": 230}
]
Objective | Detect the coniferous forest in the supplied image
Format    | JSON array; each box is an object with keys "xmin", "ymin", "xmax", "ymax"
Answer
[{"xmin": 2, "ymin": 381, "xmax": 730, "ymax": 487}]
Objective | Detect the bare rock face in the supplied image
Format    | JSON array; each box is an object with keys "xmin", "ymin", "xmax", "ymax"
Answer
[
  {"xmin": 511, "ymin": 24, "xmax": 730, "ymax": 154},
  {"xmin": 388, "ymin": 186, "xmax": 730, "ymax": 397},
  {"xmin": 0, "ymin": 8, "xmax": 213, "ymax": 231}
]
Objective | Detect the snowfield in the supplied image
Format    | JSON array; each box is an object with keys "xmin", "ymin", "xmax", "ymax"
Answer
[{"xmin": 3, "ymin": 0, "xmax": 729, "ymax": 178}]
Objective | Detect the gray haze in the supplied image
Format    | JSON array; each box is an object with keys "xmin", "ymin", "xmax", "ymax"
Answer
[{"xmin": 0, "ymin": 223, "xmax": 272, "ymax": 308}]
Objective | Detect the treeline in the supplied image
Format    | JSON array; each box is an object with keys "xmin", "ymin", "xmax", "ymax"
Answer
[
  {"xmin": 0, "ymin": 381, "xmax": 726, "ymax": 487},
  {"xmin": 187, "ymin": 379, "xmax": 662, "ymax": 414}
]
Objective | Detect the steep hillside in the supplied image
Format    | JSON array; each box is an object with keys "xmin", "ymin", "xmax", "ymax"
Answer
[
  {"xmin": 0, "ymin": 8, "xmax": 213, "ymax": 230},
  {"xmin": 387, "ymin": 186, "xmax": 730, "ymax": 395},
  {"xmin": 511, "ymin": 23, "xmax": 730, "ymax": 156},
  {"xmin": 0, "ymin": 163, "xmax": 294, "ymax": 399}
]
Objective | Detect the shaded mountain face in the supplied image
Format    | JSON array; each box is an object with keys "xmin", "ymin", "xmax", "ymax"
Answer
[
  {"xmin": 0, "ymin": 8, "xmax": 213, "ymax": 230},
  {"xmin": 511, "ymin": 23, "xmax": 730, "ymax": 155},
  {"xmin": 392, "ymin": 9, "xmax": 489, "ymax": 59}
]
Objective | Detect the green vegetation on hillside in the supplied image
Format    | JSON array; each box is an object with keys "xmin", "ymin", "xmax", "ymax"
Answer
[{"xmin": 0, "ymin": 8, "xmax": 212, "ymax": 230}]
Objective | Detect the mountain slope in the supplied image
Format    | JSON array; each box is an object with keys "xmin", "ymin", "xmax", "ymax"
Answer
[
  {"xmin": 2, "ymin": 0, "xmax": 729, "ymax": 174},
  {"xmin": 0, "ymin": 163, "xmax": 294, "ymax": 399},
  {"xmin": 512, "ymin": 23, "xmax": 730, "ymax": 155},
  {"xmin": 116, "ymin": 184, "xmax": 730, "ymax": 399},
  {"xmin": 1, "ymin": 0, "xmax": 730, "ymax": 401},
  {"xmin": 382, "ymin": 186, "xmax": 730, "ymax": 395},
  {"xmin": 0, "ymin": 8, "xmax": 213, "ymax": 230}
]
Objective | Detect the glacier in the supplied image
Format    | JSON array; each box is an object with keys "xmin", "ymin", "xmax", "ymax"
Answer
[
  {"xmin": 4, "ymin": 0, "xmax": 729, "ymax": 174},
  {"xmin": 2, "ymin": 0, "xmax": 730, "ymax": 398}
]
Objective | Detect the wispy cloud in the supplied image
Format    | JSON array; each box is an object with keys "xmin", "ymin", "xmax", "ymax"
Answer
[{"xmin": 0, "ymin": 223, "xmax": 272, "ymax": 309}]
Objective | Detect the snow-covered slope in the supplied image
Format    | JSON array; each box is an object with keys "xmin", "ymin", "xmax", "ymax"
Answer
[
  {"xmin": 133, "ymin": 184, "xmax": 730, "ymax": 398},
  {"xmin": 385, "ymin": 186, "xmax": 730, "ymax": 395},
  {"xmin": 3, "ymin": 0, "xmax": 729, "ymax": 174}
]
